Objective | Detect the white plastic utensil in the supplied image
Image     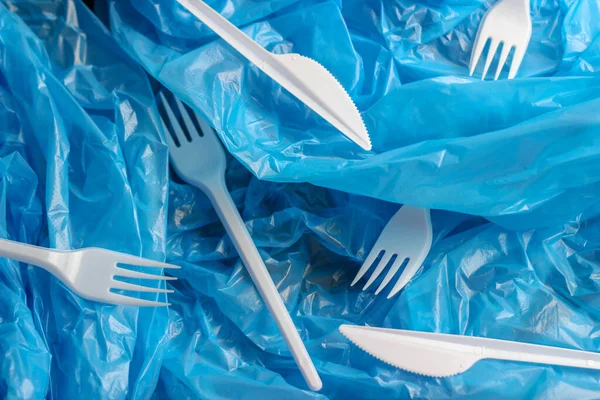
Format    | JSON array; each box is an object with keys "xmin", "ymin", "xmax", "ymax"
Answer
[
  {"xmin": 0, "ymin": 238, "xmax": 178, "ymax": 306},
  {"xmin": 176, "ymin": 0, "xmax": 371, "ymax": 151},
  {"xmin": 159, "ymin": 92, "xmax": 322, "ymax": 391},
  {"xmin": 351, "ymin": 206, "xmax": 432, "ymax": 298},
  {"xmin": 340, "ymin": 325, "xmax": 600, "ymax": 377},
  {"xmin": 469, "ymin": 0, "xmax": 532, "ymax": 80}
]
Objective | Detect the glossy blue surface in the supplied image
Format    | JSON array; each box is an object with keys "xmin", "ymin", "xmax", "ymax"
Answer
[
  {"xmin": 1, "ymin": 0, "xmax": 599, "ymax": 398},
  {"xmin": 0, "ymin": 1, "xmax": 169, "ymax": 398},
  {"xmin": 110, "ymin": 0, "xmax": 600, "ymax": 230}
]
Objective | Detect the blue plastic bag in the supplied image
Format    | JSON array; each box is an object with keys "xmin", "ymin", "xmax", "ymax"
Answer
[
  {"xmin": 160, "ymin": 178, "xmax": 600, "ymax": 399},
  {"xmin": 106, "ymin": 0, "xmax": 600, "ymax": 398},
  {"xmin": 109, "ymin": 0, "xmax": 600, "ymax": 231},
  {"xmin": 0, "ymin": 0, "xmax": 170, "ymax": 398},
  {"xmin": 1, "ymin": 0, "xmax": 599, "ymax": 398}
]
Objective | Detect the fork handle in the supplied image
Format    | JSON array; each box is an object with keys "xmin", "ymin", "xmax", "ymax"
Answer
[
  {"xmin": 0, "ymin": 238, "xmax": 64, "ymax": 272},
  {"xmin": 206, "ymin": 180, "xmax": 322, "ymax": 391}
]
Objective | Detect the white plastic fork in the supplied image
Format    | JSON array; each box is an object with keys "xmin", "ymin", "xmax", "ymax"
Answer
[
  {"xmin": 351, "ymin": 206, "xmax": 432, "ymax": 298},
  {"xmin": 175, "ymin": 0, "xmax": 371, "ymax": 151},
  {"xmin": 158, "ymin": 92, "xmax": 322, "ymax": 391},
  {"xmin": 0, "ymin": 238, "xmax": 178, "ymax": 306},
  {"xmin": 469, "ymin": 0, "xmax": 532, "ymax": 80}
]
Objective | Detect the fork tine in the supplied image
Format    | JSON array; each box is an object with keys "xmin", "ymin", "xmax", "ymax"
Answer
[
  {"xmin": 159, "ymin": 94, "xmax": 179, "ymax": 150},
  {"xmin": 375, "ymin": 256, "xmax": 407, "ymax": 295},
  {"xmin": 387, "ymin": 253, "xmax": 428, "ymax": 299},
  {"xmin": 351, "ymin": 247, "xmax": 381, "ymax": 286},
  {"xmin": 159, "ymin": 91, "xmax": 186, "ymax": 146},
  {"xmin": 116, "ymin": 253, "xmax": 180, "ymax": 269},
  {"xmin": 106, "ymin": 292, "xmax": 171, "ymax": 307},
  {"xmin": 481, "ymin": 39, "xmax": 500, "ymax": 80},
  {"xmin": 114, "ymin": 267, "xmax": 178, "ymax": 281},
  {"xmin": 161, "ymin": 117, "xmax": 178, "ymax": 150},
  {"xmin": 362, "ymin": 252, "xmax": 393, "ymax": 290},
  {"xmin": 494, "ymin": 44, "xmax": 512, "ymax": 80},
  {"xmin": 508, "ymin": 45, "xmax": 527, "ymax": 79},
  {"xmin": 111, "ymin": 280, "xmax": 174, "ymax": 294},
  {"xmin": 173, "ymin": 96, "xmax": 201, "ymax": 139},
  {"xmin": 469, "ymin": 34, "xmax": 489, "ymax": 77}
]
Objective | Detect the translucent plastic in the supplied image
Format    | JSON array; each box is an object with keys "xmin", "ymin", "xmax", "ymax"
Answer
[
  {"xmin": 107, "ymin": 0, "xmax": 600, "ymax": 398},
  {"xmin": 0, "ymin": 1, "xmax": 171, "ymax": 397},
  {"xmin": 110, "ymin": 0, "xmax": 600, "ymax": 231},
  {"xmin": 2, "ymin": 0, "xmax": 600, "ymax": 399}
]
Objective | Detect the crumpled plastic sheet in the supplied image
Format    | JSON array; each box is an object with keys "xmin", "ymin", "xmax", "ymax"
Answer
[
  {"xmin": 106, "ymin": 0, "xmax": 599, "ymax": 398},
  {"xmin": 109, "ymin": 0, "xmax": 600, "ymax": 231},
  {"xmin": 0, "ymin": 0, "xmax": 170, "ymax": 398},
  {"xmin": 0, "ymin": 0, "xmax": 599, "ymax": 399}
]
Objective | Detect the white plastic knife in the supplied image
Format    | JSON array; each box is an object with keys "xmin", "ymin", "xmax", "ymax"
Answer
[
  {"xmin": 340, "ymin": 325, "xmax": 600, "ymax": 377},
  {"xmin": 176, "ymin": 0, "xmax": 371, "ymax": 150}
]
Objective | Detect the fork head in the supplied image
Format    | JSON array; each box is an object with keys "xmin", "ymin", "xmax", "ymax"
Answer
[
  {"xmin": 351, "ymin": 206, "xmax": 432, "ymax": 299},
  {"xmin": 157, "ymin": 90, "xmax": 226, "ymax": 187},
  {"xmin": 468, "ymin": 0, "xmax": 532, "ymax": 80},
  {"xmin": 68, "ymin": 248, "xmax": 179, "ymax": 306}
]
